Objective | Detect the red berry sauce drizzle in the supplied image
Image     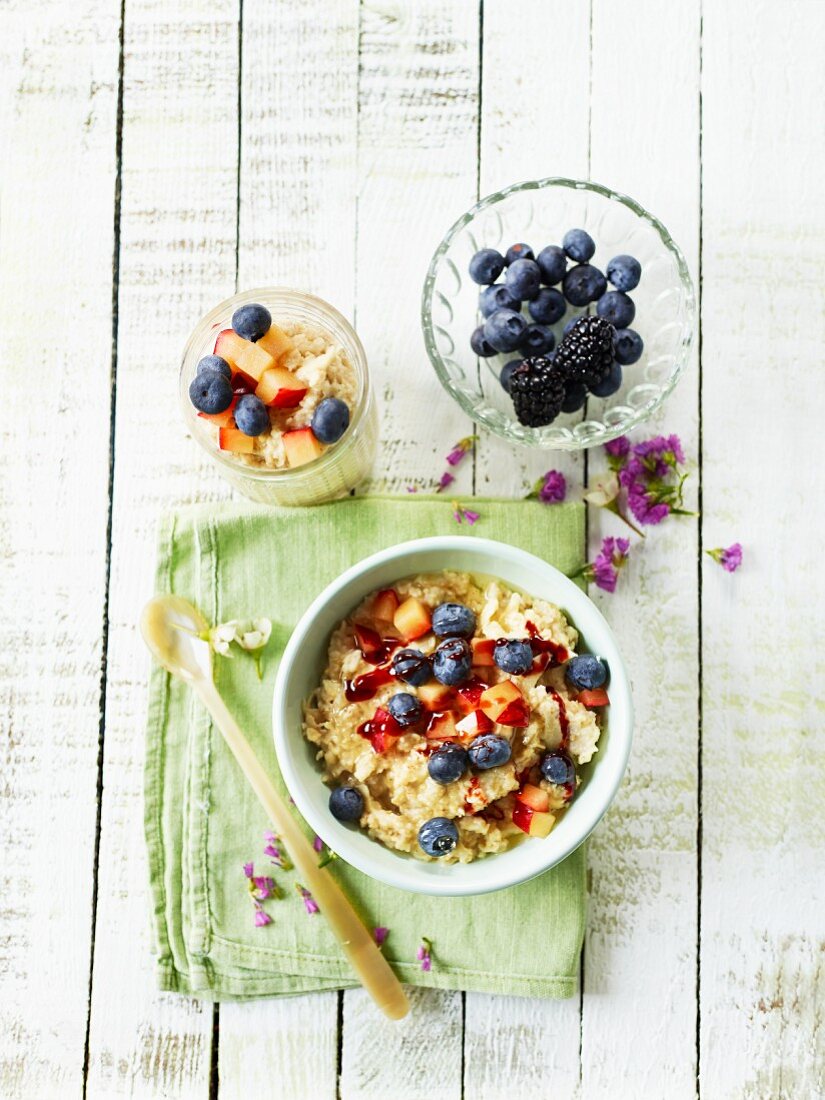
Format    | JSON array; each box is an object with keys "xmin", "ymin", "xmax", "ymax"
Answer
[
  {"xmin": 344, "ymin": 664, "xmax": 395, "ymax": 703},
  {"xmin": 525, "ymin": 620, "xmax": 569, "ymax": 666},
  {"xmin": 548, "ymin": 689, "xmax": 569, "ymax": 749}
]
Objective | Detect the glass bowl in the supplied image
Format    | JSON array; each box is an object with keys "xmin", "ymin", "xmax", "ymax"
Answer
[
  {"xmin": 180, "ymin": 287, "xmax": 378, "ymax": 506},
  {"xmin": 421, "ymin": 178, "xmax": 695, "ymax": 450}
]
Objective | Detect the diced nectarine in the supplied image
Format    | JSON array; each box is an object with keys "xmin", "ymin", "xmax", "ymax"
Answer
[
  {"xmin": 218, "ymin": 427, "xmax": 255, "ymax": 454},
  {"xmin": 479, "ymin": 681, "xmax": 530, "ymax": 727},
  {"xmin": 455, "ymin": 678, "xmax": 487, "ymax": 714},
  {"xmin": 257, "ymin": 322, "xmax": 292, "ymax": 361},
  {"xmin": 516, "ymin": 783, "xmax": 550, "ymax": 812},
  {"xmin": 234, "ymin": 341, "xmax": 276, "ymax": 383},
  {"xmin": 372, "ymin": 588, "xmax": 400, "ymax": 623},
  {"xmin": 578, "ymin": 688, "xmax": 609, "ymax": 707},
  {"xmin": 455, "ymin": 709, "xmax": 493, "ymax": 738},
  {"xmin": 417, "ymin": 682, "xmax": 454, "ymax": 711},
  {"xmin": 393, "ymin": 597, "xmax": 432, "ymax": 641},
  {"xmin": 471, "ymin": 637, "xmax": 497, "ymax": 666},
  {"xmin": 255, "ymin": 366, "xmax": 308, "ymax": 408},
  {"xmin": 214, "ymin": 328, "xmax": 249, "ymax": 369},
  {"xmin": 283, "ymin": 427, "xmax": 324, "ymax": 468},
  {"xmin": 512, "ymin": 801, "xmax": 555, "ymax": 837},
  {"xmin": 198, "ymin": 396, "xmax": 237, "ymax": 429},
  {"xmin": 426, "ymin": 711, "xmax": 457, "ymax": 740},
  {"xmin": 231, "ymin": 369, "xmax": 258, "ymax": 393}
]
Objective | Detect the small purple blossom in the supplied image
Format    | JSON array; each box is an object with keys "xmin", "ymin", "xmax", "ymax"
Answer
[
  {"xmin": 445, "ymin": 435, "xmax": 477, "ymax": 467},
  {"xmin": 436, "ymin": 471, "xmax": 456, "ymax": 493},
  {"xmin": 243, "ymin": 862, "xmax": 254, "ymax": 879},
  {"xmin": 374, "ymin": 926, "xmax": 389, "ymax": 947},
  {"xmin": 452, "ymin": 501, "xmax": 480, "ymax": 525},
  {"xmin": 416, "ymin": 937, "xmax": 433, "ymax": 972},
  {"xmin": 573, "ymin": 537, "xmax": 631, "ymax": 594},
  {"xmin": 406, "ymin": 485, "xmax": 418, "ymax": 493},
  {"xmin": 312, "ymin": 835, "xmax": 323, "ymax": 854},
  {"xmin": 538, "ymin": 469, "xmax": 567, "ymax": 504},
  {"xmin": 296, "ymin": 884, "xmax": 319, "ymax": 916},
  {"xmin": 707, "ymin": 543, "xmax": 743, "ymax": 573},
  {"xmin": 253, "ymin": 906, "xmax": 273, "ymax": 927},
  {"xmin": 604, "ymin": 436, "xmax": 630, "ymax": 459},
  {"xmin": 606, "ymin": 432, "xmax": 693, "ymax": 525},
  {"xmin": 250, "ymin": 875, "xmax": 279, "ymax": 902},
  {"xmin": 264, "ymin": 830, "xmax": 292, "ymax": 870}
]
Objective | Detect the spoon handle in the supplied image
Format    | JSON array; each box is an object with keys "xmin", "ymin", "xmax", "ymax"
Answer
[{"xmin": 195, "ymin": 681, "xmax": 410, "ymax": 1022}]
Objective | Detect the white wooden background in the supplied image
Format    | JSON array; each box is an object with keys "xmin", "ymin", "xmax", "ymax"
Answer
[{"xmin": 1, "ymin": 1, "xmax": 823, "ymax": 1097}]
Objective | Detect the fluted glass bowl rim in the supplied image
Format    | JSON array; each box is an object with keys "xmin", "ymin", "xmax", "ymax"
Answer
[{"xmin": 421, "ymin": 177, "xmax": 696, "ymax": 450}]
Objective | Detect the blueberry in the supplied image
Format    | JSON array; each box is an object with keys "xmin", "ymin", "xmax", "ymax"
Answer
[
  {"xmin": 418, "ymin": 816, "xmax": 459, "ymax": 857},
  {"xmin": 596, "ymin": 290, "xmax": 636, "ymax": 328},
  {"xmin": 386, "ymin": 692, "xmax": 423, "ymax": 728},
  {"xmin": 613, "ymin": 328, "xmax": 644, "ymax": 365},
  {"xmin": 505, "ymin": 242, "xmax": 534, "ymax": 265},
  {"xmin": 233, "ymin": 393, "xmax": 269, "ymax": 435},
  {"xmin": 391, "ymin": 648, "xmax": 432, "ymax": 687},
  {"xmin": 469, "ymin": 248, "xmax": 505, "ymax": 285},
  {"xmin": 232, "ymin": 302, "xmax": 271, "ymax": 342},
  {"xmin": 479, "ymin": 283, "xmax": 521, "ymax": 317},
  {"xmin": 520, "ymin": 324, "xmax": 555, "ymax": 356},
  {"xmin": 470, "ymin": 325, "xmax": 498, "ymax": 357},
  {"xmin": 504, "ymin": 258, "xmax": 542, "ymax": 301},
  {"xmin": 500, "ymin": 359, "xmax": 522, "ymax": 394},
  {"xmin": 539, "ymin": 751, "xmax": 576, "ymax": 788},
  {"xmin": 483, "ymin": 308, "xmax": 528, "ymax": 353},
  {"xmin": 432, "ymin": 602, "xmax": 476, "ymax": 638},
  {"xmin": 606, "ymin": 254, "xmax": 642, "ymax": 292},
  {"xmin": 562, "ymin": 264, "xmax": 607, "ymax": 307},
  {"xmin": 311, "ymin": 397, "xmax": 350, "ymax": 444},
  {"xmin": 493, "ymin": 639, "xmax": 534, "ymax": 675},
  {"xmin": 197, "ymin": 354, "xmax": 232, "ymax": 380},
  {"xmin": 329, "ymin": 786, "xmax": 364, "ymax": 823},
  {"xmin": 189, "ymin": 370, "xmax": 233, "ymax": 415},
  {"xmin": 528, "ymin": 287, "xmax": 566, "ymax": 325},
  {"xmin": 468, "ymin": 734, "xmax": 512, "ymax": 770},
  {"xmin": 562, "ymin": 228, "xmax": 596, "ymax": 263},
  {"xmin": 536, "ymin": 245, "xmax": 567, "ymax": 286},
  {"xmin": 427, "ymin": 744, "xmax": 469, "ymax": 786},
  {"xmin": 561, "ymin": 379, "xmax": 588, "ymax": 413},
  {"xmin": 565, "ymin": 653, "xmax": 608, "ymax": 691},
  {"xmin": 589, "ymin": 361, "xmax": 622, "ymax": 397},
  {"xmin": 432, "ymin": 637, "xmax": 472, "ymax": 686}
]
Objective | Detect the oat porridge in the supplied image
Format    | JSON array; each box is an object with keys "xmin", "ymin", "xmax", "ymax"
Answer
[
  {"xmin": 188, "ymin": 301, "xmax": 357, "ymax": 469},
  {"xmin": 303, "ymin": 571, "xmax": 609, "ymax": 862}
]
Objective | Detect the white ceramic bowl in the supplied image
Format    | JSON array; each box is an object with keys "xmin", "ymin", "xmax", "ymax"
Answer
[{"xmin": 273, "ymin": 536, "xmax": 633, "ymax": 896}]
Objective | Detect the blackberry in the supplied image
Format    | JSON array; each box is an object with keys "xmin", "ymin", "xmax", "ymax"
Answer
[
  {"xmin": 509, "ymin": 357, "xmax": 566, "ymax": 427},
  {"xmin": 554, "ymin": 315, "xmax": 616, "ymax": 388}
]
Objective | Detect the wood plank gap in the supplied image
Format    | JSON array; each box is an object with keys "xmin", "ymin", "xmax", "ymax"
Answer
[
  {"xmin": 81, "ymin": 0, "xmax": 126, "ymax": 1091},
  {"xmin": 471, "ymin": 0, "xmax": 484, "ymax": 499},
  {"xmin": 209, "ymin": 1005, "xmax": 220, "ymax": 1100},
  {"xmin": 694, "ymin": 4, "xmax": 704, "ymax": 1096},
  {"xmin": 234, "ymin": 0, "xmax": 244, "ymax": 291},
  {"xmin": 336, "ymin": 991, "xmax": 344, "ymax": 1100}
]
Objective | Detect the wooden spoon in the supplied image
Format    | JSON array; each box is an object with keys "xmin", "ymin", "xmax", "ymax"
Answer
[{"xmin": 140, "ymin": 594, "xmax": 409, "ymax": 1021}]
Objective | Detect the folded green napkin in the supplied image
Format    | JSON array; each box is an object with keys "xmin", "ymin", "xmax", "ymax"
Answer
[{"xmin": 146, "ymin": 497, "xmax": 586, "ymax": 1000}]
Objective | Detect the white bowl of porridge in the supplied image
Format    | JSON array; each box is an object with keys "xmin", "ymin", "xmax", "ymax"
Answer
[{"xmin": 273, "ymin": 536, "xmax": 633, "ymax": 896}]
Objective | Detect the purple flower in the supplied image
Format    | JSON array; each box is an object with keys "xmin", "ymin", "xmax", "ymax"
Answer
[
  {"xmin": 250, "ymin": 875, "xmax": 278, "ymax": 902},
  {"xmin": 527, "ymin": 469, "xmax": 567, "ymax": 504},
  {"xmin": 253, "ymin": 906, "xmax": 272, "ymax": 928},
  {"xmin": 604, "ymin": 436, "xmax": 630, "ymax": 459},
  {"xmin": 612, "ymin": 433, "xmax": 693, "ymax": 525},
  {"xmin": 627, "ymin": 483, "xmax": 670, "ymax": 525},
  {"xmin": 707, "ymin": 543, "xmax": 743, "ymax": 573},
  {"xmin": 406, "ymin": 485, "xmax": 418, "ymax": 493},
  {"xmin": 312, "ymin": 835, "xmax": 323, "ymax": 854},
  {"xmin": 445, "ymin": 435, "xmax": 477, "ymax": 467},
  {"xmin": 574, "ymin": 537, "xmax": 631, "ymax": 594},
  {"xmin": 296, "ymin": 884, "xmax": 320, "ymax": 915},
  {"xmin": 416, "ymin": 938, "xmax": 433, "ymax": 972},
  {"xmin": 243, "ymin": 862, "xmax": 254, "ymax": 879},
  {"xmin": 452, "ymin": 502, "xmax": 480, "ymax": 525},
  {"xmin": 374, "ymin": 926, "xmax": 389, "ymax": 947},
  {"xmin": 436, "ymin": 471, "xmax": 455, "ymax": 493}
]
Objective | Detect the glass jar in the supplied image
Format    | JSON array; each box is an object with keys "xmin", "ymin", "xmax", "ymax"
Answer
[{"xmin": 180, "ymin": 287, "xmax": 378, "ymax": 506}]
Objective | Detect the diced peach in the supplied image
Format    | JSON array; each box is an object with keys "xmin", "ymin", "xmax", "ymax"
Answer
[
  {"xmin": 426, "ymin": 711, "xmax": 457, "ymax": 740},
  {"xmin": 393, "ymin": 597, "xmax": 432, "ymax": 641},
  {"xmin": 516, "ymin": 783, "xmax": 550, "ymax": 813},
  {"xmin": 479, "ymin": 681, "xmax": 530, "ymax": 727},
  {"xmin": 255, "ymin": 366, "xmax": 308, "ymax": 408},
  {"xmin": 283, "ymin": 427, "xmax": 324, "ymax": 467},
  {"xmin": 372, "ymin": 588, "xmax": 400, "ymax": 623},
  {"xmin": 578, "ymin": 688, "xmax": 609, "ymax": 707},
  {"xmin": 257, "ymin": 322, "xmax": 292, "ymax": 361},
  {"xmin": 214, "ymin": 328, "xmax": 249, "ymax": 369},
  {"xmin": 512, "ymin": 801, "xmax": 555, "ymax": 837},
  {"xmin": 417, "ymin": 682, "xmax": 455, "ymax": 711},
  {"xmin": 455, "ymin": 678, "xmax": 487, "ymax": 714},
  {"xmin": 471, "ymin": 637, "xmax": 497, "ymax": 666},
  {"xmin": 231, "ymin": 369, "xmax": 258, "ymax": 393},
  {"xmin": 234, "ymin": 341, "xmax": 276, "ymax": 383},
  {"xmin": 455, "ymin": 709, "xmax": 493, "ymax": 738},
  {"xmin": 218, "ymin": 426, "xmax": 255, "ymax": 454},
  {"xmin": 353, "ymin": 624, "xmax": 385, "ymax": 664},
  {"xmin": 198, "ymin": 396, "xmax": 237, "ymax": 429}
]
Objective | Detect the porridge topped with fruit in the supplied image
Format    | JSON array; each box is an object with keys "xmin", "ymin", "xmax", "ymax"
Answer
[
  {"xmin": 303, "ymin": 571, "xmax": 609, "ymax": 862},
  {"xmin": 188, "ymin": 301, "xmax": 357, "ymax": 469}
]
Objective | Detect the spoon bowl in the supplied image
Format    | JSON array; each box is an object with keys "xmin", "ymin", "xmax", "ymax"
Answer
[{"xmin": 140, "ymin": 595, "xmax": 212, "ymax": 682}]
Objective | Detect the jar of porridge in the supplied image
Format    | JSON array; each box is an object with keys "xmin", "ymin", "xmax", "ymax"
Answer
[{"xmin": 180, "ymin": 288, "xmax": 378, "ymax": 506}]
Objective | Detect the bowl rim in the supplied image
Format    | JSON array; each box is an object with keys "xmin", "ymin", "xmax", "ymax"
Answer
[
  {"xmin": 420, "ymin": 176, "xmax": 696, "ymax": 451},
  {"xmin": 272, "ymin": 535, "xmax": 634, "ymax": 896}
]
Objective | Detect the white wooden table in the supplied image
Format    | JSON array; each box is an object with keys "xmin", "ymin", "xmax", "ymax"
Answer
[{"xmin": 2, "ymin": 1, "xmax": 823, "ymax": 1097}]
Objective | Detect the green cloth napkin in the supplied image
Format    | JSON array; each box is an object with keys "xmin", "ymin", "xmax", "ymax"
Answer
[{"xmin": 145, "ymin": 497, "xmax": 587, "ymax": 1000}]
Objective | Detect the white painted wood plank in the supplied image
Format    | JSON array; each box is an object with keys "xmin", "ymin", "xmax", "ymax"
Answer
[
  {"xmin": 84, "ymin": 0, "xmax": 240, "ymax": 1095},
  {"xmin": 0, "ymin": 2, "xmax": 120, "ymax": 1097},
  {"xmin": 474, "ymin": 0, "xmax": 590, "ymax": 504},
  {"xmin": 464, "ymin": 4, "xmax": 591, "ymax": 1096},
  {"xmin": 218, "ymin": 2, "xmax": 360, "ymax": 1092},
  {"xmin": 581, "ymin": 2, "xmax": 701, "ymax": 1097},
  {"xmin": 340, "ymin": 2, "xmax": 479, "ymax": 1096},
  {"xmin": 700, "ymin": 4, "xmax": 825, "ymax": 1097}
]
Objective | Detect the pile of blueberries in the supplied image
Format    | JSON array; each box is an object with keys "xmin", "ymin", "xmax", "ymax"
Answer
[{"xmin": 468, "ymin": 229, "xmax": 644, "ymax": 410}]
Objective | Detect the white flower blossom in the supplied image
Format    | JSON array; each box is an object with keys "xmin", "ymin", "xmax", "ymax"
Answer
[
  {"xmin": 209, "ymin": 620, "xmax": 239, "ymax": 657},
  {"xmin": 235, "ymin": 618, "xmax": 272, "ymax": 652},
  {"xmin": 582, "ymin": 472, "xmax": 620, "ymax": 508}
]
